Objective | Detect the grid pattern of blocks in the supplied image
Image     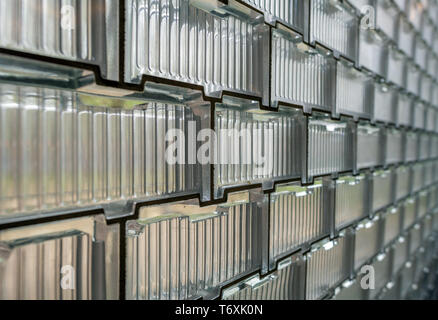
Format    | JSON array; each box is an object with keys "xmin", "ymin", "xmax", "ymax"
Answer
[{"xmin": 1, "ymin": 0, "xmax": 438, "ymax": 300}]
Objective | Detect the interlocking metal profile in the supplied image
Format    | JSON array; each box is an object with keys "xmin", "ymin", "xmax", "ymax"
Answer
[{"xmin": 1, "ymin": 0, "xmax": 438, "ymax": 301}]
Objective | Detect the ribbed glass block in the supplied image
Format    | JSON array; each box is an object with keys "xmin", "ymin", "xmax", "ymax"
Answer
[
  {"xmin": 332, "ymin": 277, "xmax": 367, "ymax": 300},
  {"xmin": 385, "ymin": 128, "xmax": 404, "ymax": 165},
  {"xmin": 428, "ymin": 185, "xmax": 438, "ymax": 210},
  {"xmin": 357, "ymin": 123, "xmax": 382, "ymax": 170},
  {"xmin": 354, "ymin": 216, "xmax": 382, "ymax": 270},
  {"xmin": 406, "ymin": 61, "xmax": 421, "ymax": 96},
  {"xmin": 420, "ymin": 73, "xmax": 433, "ymax": 104},
  {"xmin": 0, "ymin": 0, "xmax": 119, "ymax": 80},
  {"xmin": 307, "ymin": 115, "xmax": 354, "ymax": 178},
  {"xmin": 430, "ymin": 136, "xmax": 438, "ymax": 158},
  {"xmin": 400, "ymin": 261, "xmax": 415, "ymax": 297},
  {"xmin": 271, "ymin": 29, "xmax": 335, "ymax": 112},
  {"xmin": 426, "ymin": 106, "xmax": 436, "ymax": 133},
  {"xmin": 405, "ymin": 131, "xmax": 419, "ymax": 162},
  {"xmin": 413, "ymin": 101, "xmax": 426, "ymax": 130},
  {"xmin": 309, "ymin": 0, "xmax": 358, "ymax": 61},
  {"xmin": 424, "ymin": 161, "xmax": 433, "ymax": 186},
  {"xmin": 369, "ymin": 251, "xmax": 392, "ymax": 299},
  {"xmin": 412, "ymin": 162, "xmax": 425, "ymax": 192},
  {"xmin": 0, "ymin": 81, "xmax": 210, "ymax": 220},
  {"xmin": 269, "ymin": 181, "xmax": 330, "ymax": 267},
  {"xmin": 0, "ymin": 215, "xmax": 119, "ymax": 299},
  {"xmin": 378, "ymin": 281, "xmax": 400, "ymax": 300},
  {"xmin": 372, "ymin": 170, "xmax": 393, "ymax": 213},
  {"xmin": 221, "ymin": 255, "xmax": 305, "ymax": 300},
  {"xmin": 387, "ymin": 46, "xmax": 406, "ymax": 88},
  {"xmin": 125, "ymin": 0, "xmax": 269, "ymax": 99},
  {"xmin": 426, "ymin": 52, "xmax": 437, "ymax": 80},
  {"xmin": 419, "ymin": 133, "xmax": 430, "ymax": 161},
  {"xmin": 414, "ymin": 37, "xmax": 428, "ymax": 71},
  {"xmin": 336, "ymin": 60, "xmax": 372, "ymax": 119},
  {"xmin": 347, "ymin": 0, "xmax": 373, "ymax": 11},
  {"xmin": 376, "ymin": 0, "xmax": 399, "ymax": 40},
  {"xmin": 392, "ymin": 236, "xmax": 408, "ymax": 274},
  {"xmin": 396, "ymin": 91, "xmax": 413, "ymax": 127},
  {"xmin": 214, "ymin": 99, "xmax": 303, "ymax": 198},
  {"xmin": 372, "ymin": 82, "xmax": 396, "ymax": 124},
  {"xmin": 241, "ymin": 0, "xmax": 305, "ymax": 32},
  {"xmin": 126, "ymin": 189, "xmax": 266, "ymax": 300},
  {"xmin": 421, "ymin": 15, "xmax": 434, "ymax": 48},
  {"xmin": 395, "ymin": 0, "xmax": 407, "ymax": 12},
  {"xmin": 335, "ymin": 175, "xmax": 367, "ymax": 230},
  {"xmin": 403, "ymin": 197, "xmax": 416, "ymax": 230},
  {"xmin": 408, "ymin": 0, "xmax": 424, "ymax": 31},
  {"xmin": 395, "ymin": 166, "xmax": 410, "ymax": 201},
  {"xmin": 358, "ymin": 28, "xmax": 388, "ymax": 77},
  {"xmin": 383, "ymin": 206, "xmax": 402, "ymax": 247},
  {"xmin": 417, "ymin": 191, "xmax": 428, "ymax": 219},
  {"xmin": 305, "ymin": 233, "xmax": 352, "ymax": 300},
  {"xmin": 409, "ymin": 223, "xmax": 423, "ymax": 256}
]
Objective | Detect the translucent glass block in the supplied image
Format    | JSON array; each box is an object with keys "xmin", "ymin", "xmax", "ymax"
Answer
[
  {"xmin": 240, "ymin": 0, "xmax": 305, "ymax": 32},
  {"xmin": 357, "ymin": 123, "xmax": 383, "ymax": 170},
  {"xmin": 378, "ymin": 280, "xmax": 400, "ymax": 300},
  {"xmin": 428, "ymin": 185, "xmax": 438, "ymax": 210},
  {"xmin": 419, "ymin": 133, "xmax": 430, "ymax": 161},
  {"xmin": 417, "ymin": 191, "xmax": 428, "ymax": 219},
  {"xmin": 336, "ymin": 60, "xmax": 372, "ymax": 119},
  {"xmin": 421, "ymin": 15, "xmax": 434, "ymax": 48},
  {"xmin": 368, "ymin": 251, "xmax": 392, "ymax": 299},
  {"xmin": 335, "ymin": 174, "xmax": 367, "ymax": 230},
  {"xmin": 400, "ymin": 261, "xmax": 415, "ymax": 297},
  {"xmin": 271, "ymin": 29, "xmax": 336, "ymax": 113},
  {"xmin": 412, "ymin": 162, "xmax": 425, "ymax": 192},
  {"xmin": 425, "ymin": 106, "xmax": 436, "ymax": 133},
  {"xmin": 394, "ymin": 0, "xmax": 408, "ymax": 12},
  {"xmin": 408, "ymin": 0, "xmax": 424, "ymax": 31},
  {"xmin": 426, "ymin": 51, "xmax": 438, "ymax": 80},
  {"xmin": 430, "ymin": 136, "xmax": 438, "ymax": 158},
  {"xmin": 307, "ymin": 114, "xmax": 354, "ymax": 179},
  {"xmin": 125, "ymin": 0, "xmax": 269, "ymax": 101},
  {"xmin": 392, "ymin": 236, "xmax": 408, "ymax": 274},
  {"xmin": 0, "ymin": 0, "xmax": 119, "ymax": 81},
  {"xmin": 413, "ymin": 101, "xmax": 426, "ymax": 130},
  {"xmin": 409, "ymin": 223, "xmax": 423, "ymax": 255},
  {"xmin": 221, "ymin": 255, "xmax": 305, "ymax": 300},
  {"xmin": 424, "ymin": 161, "xmax": 434, "ymax": 187},
  {"xmin": 125, "ymin": 189, "xmax": 267, "ymax": 300},
  {"xmin": 214, "ymin": 98, "xmax": 304, "ymax": 198},
  {"xmin": 398, "ymin": 14, "xmax": 415, "ymax": 57},
  {"xmin": 0, "ymin": 215, "xmax": 119, "ymax": 300},
  {"xmin": 309, "ymin": 0, "xmax": 358, "ymax": 61},
  {"xmin": 372, "ymin": 82, "xmax": 396, "ymax": 124},
  {"xmin": 371, "ymin": 170, "xmax": 393, "ymax": 213},
  {"xmin": 354, "ymin": 216, "xmax": 382, "ymax": 270},
  {"xmin": 405, "ymin": 61, "xmax": 422, "ymax": 96},
  {"xmin": 0, "ymin": 81, "xmax": 211, "ymax": 220},
  {"xmin": 420, "ymin": 73, "xmax": 433, "ymax": 104},
  {"xmin": 332, "ymin": 277, "xmax": 368, "ymax": 300},
  {"xmin": 305, "ymin": 232, "xmax": 353, "ymax": 300},
  {"xmin": 396, "ymin": 91, "xmax": 413, "ymax": 127},
  {"xmin": 414, "ymin": 37, "xmax": 428, "ymax": 71},
  {"xmin": 358, "ymin": 28, "xmax": 388, "ymax": 77},
  {"xmin": 375, "ymin": 0, "xmax": 399, "ymax": 40},
  {"xmin": 405, "ymin": 131, "xmax": 419, "ymax": 162},
  {"xmin": 385, "ymin": 128, "xmax": 404, "ymax": 166},
  {"xmin": 383, "ymin": 206, "xmax": 402, "ymax": 247},
  {"xmin": 269, "ymin": 181, "xmax": 330, "ymax": 268},
  {"xmin": 395, "ymin": 166, "xmax": 410, "ymax": 201},
  {"xmin": 347, "ymin": 0, "xmax": 373, "ymax": 12},
  {"xmin": 403, "ymin": 198, "xmax": 417, "ymax": 231}
]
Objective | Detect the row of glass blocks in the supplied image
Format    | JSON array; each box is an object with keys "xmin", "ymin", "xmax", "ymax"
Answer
[{"xmin": 1, "ymin": 170, "xmax": 438, "ymax": 299}]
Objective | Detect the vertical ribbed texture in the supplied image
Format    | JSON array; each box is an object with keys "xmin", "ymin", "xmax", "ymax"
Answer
[
  {"xmin": 310, "ymin": 0, "xmax": 357, "ymax": 60},
  {"xmin": 387, "ymin": 47, "xmax": 406, "ymax": 87},
  {"xmin": 242, "ymin": 0, "xmax": 304, "ymax": 31},
  {"xmin": 354, "ymin": 219, "xmax": 381, "ymax": 269},
  {"xmin": 397, "ymin": 92, "xmax": 412, "ymax": 127},
  {"xmin": 412, "ymin": 163, "xmax": 424, "ymax": 193},
  {"xmin": 271, "ymin": 30, "xmax": 335, "ymax": 111},
  {"xmin": 398, "ymin": 15, "xmax": 414, "ymax": 57},
  {"xmin": 414, "ymin": 37, "xmax": 427, "ymax": 71},
  {"xmin": 308, "ymin": 119, "xmax": 353, "ymax": 177},
  {"xmin": 359, "ymin": 28, "xmax": 387, "ymax": 76},
  {"xmin": 406, "ymin": 62, "xmax": 421, "ymax": 96},
  {"xmin": 0, "ymin": 83, "xmax": 200, "ymax": 217},
  {"xmin": 417, "ymin": 191, "xmax": 428, "ymax": 219},
  {"xmin": 386, "ymin": 129, "xmax": 403, "ymax": 165},
  {"xmin": 269, "ymin": 184, "xmax": 326, "ymax": 263},
  {"xmin": 336, "ymin": 62, "xmax": 369, "ymax": 117},
  {"xmin": 369, "ymin": 253, "xmax": 391, "ymax": 299},
  {"xmin": 306, "ymin": 237, "xmax": 349, "ymax": 300},
  {"xmin": 420, "ymin": 74, "xmax": 433, "ymax": 104},
  {"xmin": 413, "ymin": 102, "xmax": 425, "ymax": 130},
  {"xmin": 126, "ymin": 201, "xmax": 262, "ymax": 300},
  {"xmin": 335, "ymin": 176, "xmax": 366, "ymax": 229},
  {"xmin": 393, "ymin": 238, "xmax": 408, "ymax": 274},
  {"xmin": 0, "ymin": 231, "xmax": 91, "ymax": 300},
  {"xmin": 373, "ymin": 84, "xmax": 395, "ymax": 123},
  {"xmin": 395, "ymin": 166, "xmax": 410, "ymax": 200},
  {"xmin": 372, "ymin": 171, "xmax": 392, "ymax": 212},
  {"xmin": 402, "ymin": 198, "xmax": 416, "ymax": 230},
  {"xmin": 409, "ymin": 224, "xmax": 422, "ymax": 255},
  {"xmin": 419, "ymin": 133, "xmax": 430, "ymax": 161},
  {"xmin": 126, "ymin": 0, "xmax": 264, "ymax": 96},
  {"xmin": 214, "ymin": 106, "xmax": 301, "ymax": 191},
  {"xmin": 383, "ymin": 208, "xmax": 401, "ymax": 246},
  {"xmin": 405, "ymin": 132, "xmax": 418, "ymax": 163},
  {"xmin": 376, "ymin": 0, "xmax": 398, "ymax": 39},
  {"xmin": 357, "ymin": 124, "xmax": 381, "ymax": 169}
]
